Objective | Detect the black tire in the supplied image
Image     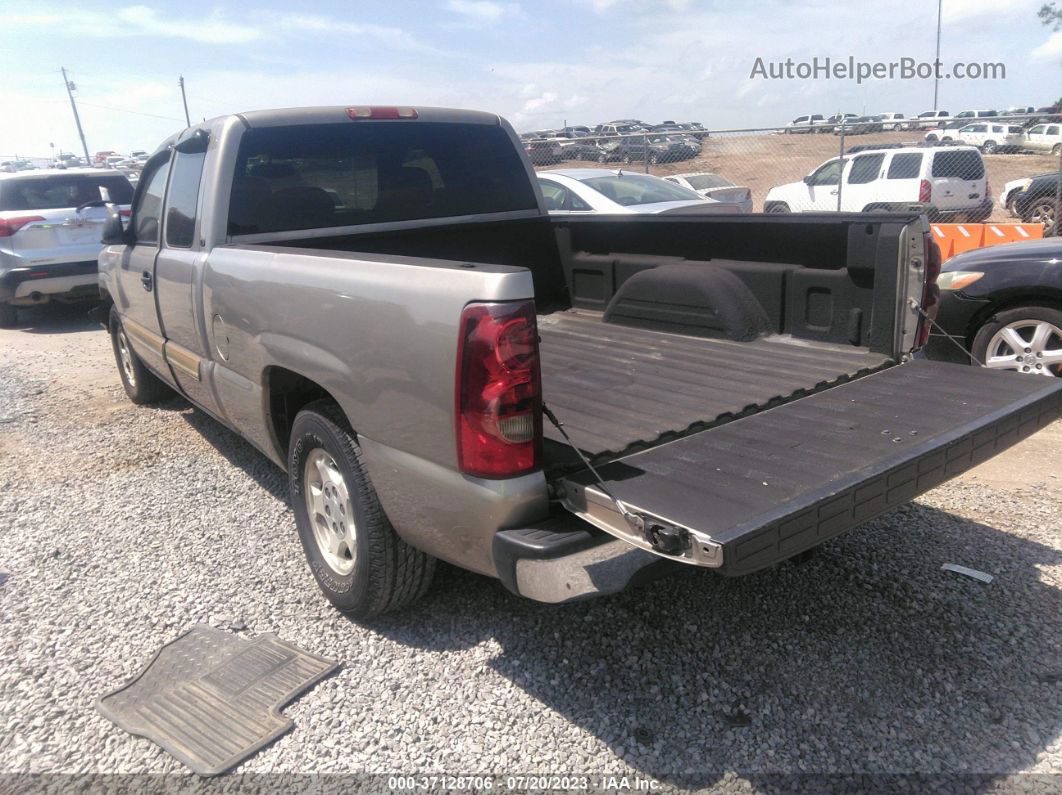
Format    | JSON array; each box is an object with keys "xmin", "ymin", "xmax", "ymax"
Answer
[
  {"xmin": 648, "ymin": 152, "xmax": 659, "ymax": 165},
  {"xmin": 622, "ymin": 153, "xmax": 632, "ymax": 165},
  {"xmin": 1005, "ymin": 190, "xmax": 1021, "ymax": 216},
  {"xmin": 289, "ymin": 400, "xmax": 435, "ymax": 617},
  {"xmin": 971, "ymin": 305, "xmax": 1062, "ymax": 376},
  {"xmin": 765, "ymin": 202, "xmax": 791, "ymax": 214},
  {"xmin": 108, "ymin": 306, "xmax": 172, "ymax": 404},
  {"xmin": 981, "ymin": 141, "xmax": 997, "ymax": 154},
  {"xmin": 1025, "ymin": 200, "xmax": 1057, "ymax": 236},
  {"xmin": 0, "ymin": 303, "xmax": 16, "ymax": 329},
  {"xmin": 1053, "ymin": 143, "xmax": 1061, "ymax": 156}
]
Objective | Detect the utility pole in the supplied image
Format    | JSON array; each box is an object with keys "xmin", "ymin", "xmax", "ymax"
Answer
[
  {"xmin": 932, "ymin": 0, "xmax": 943, "ymax": 110},
  {"xmin": 61, "ymin": 67, "xmax": 91, "ymax": 164},
  {"xmin": 178, "ymin": 75, "xmax": 191, "ymax": 127}
]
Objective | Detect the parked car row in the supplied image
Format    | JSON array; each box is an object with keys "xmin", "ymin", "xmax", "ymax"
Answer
[
  {"xmin": 520, "ymin": 118, "xmax": 706, "ymax": 165},
  {"xmin": 786, "ymin": 106, "xmax": 1061, "ymax": 134}
]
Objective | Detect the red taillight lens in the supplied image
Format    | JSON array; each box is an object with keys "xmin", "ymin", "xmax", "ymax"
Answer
[
  {"xmin": 918, "ymin": 179, "xmax": 932, "ymax": 203},
  {"xmin": 915, "ymin": 236, "xmax": 943, "ymax": 348},
  {"xmin": 346, "ymin": 106, "xmax": 418, "ymax": 120},
  {"xmin": 455, "ymin": 301, "xmax": 541, "ymax": 478},
  {"xmin": 0, "ymin": 215, "xmax": 45, "ymax": 237},
  {"xmin": 119, "ymin": 209, "xmax": 132, "ymax": 217}
]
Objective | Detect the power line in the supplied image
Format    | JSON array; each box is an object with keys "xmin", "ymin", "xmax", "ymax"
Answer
[{"xmin": 73, "ymin": 101, "xmax": 185, "ymax": 122}]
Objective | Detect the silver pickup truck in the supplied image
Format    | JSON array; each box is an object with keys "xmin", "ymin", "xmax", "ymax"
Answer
[{"xmin": 97, "ymin": 105, "xmax": 1062, "ymax": 617}]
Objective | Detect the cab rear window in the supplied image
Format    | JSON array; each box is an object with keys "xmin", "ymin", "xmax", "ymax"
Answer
[
  {"xmin": 228, "ymin": 122, "xmax": 537, "ymax": 235},
  {"xmin": 0, "ymin": 175, "xmax": 134, "ymax": 211}
]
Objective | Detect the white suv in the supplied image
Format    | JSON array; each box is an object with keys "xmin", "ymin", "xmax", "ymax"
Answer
[
  {"xmin": 953, "ymin": 122, "xmax": 1025, "ymax": 153},
  {"xmin": 0, "ymin": 168, "xmax": 133, "ymax": 327},
  {"xmin": 763, "ymin": 144, "xmax": 992, "ymax": 222},
  {"xmin": 1021, "ymin": 122, "xmax": 1062, "ymax": 155}
]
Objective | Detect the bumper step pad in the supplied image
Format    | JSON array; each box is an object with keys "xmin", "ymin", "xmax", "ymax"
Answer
[{"xmin": 97, "ymin": 625, "xmax": 337, "ymax": 776}]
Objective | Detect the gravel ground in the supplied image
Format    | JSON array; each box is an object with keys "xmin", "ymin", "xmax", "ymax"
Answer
[{"xmin": 1, "ymin": 303, "xmax": 1060, "ymax": 790}]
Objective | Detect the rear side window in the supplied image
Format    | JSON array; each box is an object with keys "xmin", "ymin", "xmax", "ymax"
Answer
[
  {"xmin": 887, "ymin": 153, "xmax": 923, "ymax": 179},
  {"xmin": 847, "ymin": 153, "xmax": 884, "ymax": 184},
  {"xmin": 228, "ymin": 122, "xmax": 538, "ymax": 235},
  {"xmin": 932, "ymin": 150, "xmax": 985, "ymax": 179},
  {"xmin": 165, "ymin": 151, "xmax": 206, "ymax": 248},
  {"xmin": 1048, "ymin": 126, "xmax": 1060, "ymax": 136},
  {"xmin": 134, "ymin": 161, "xmax": 170, "ymax": 245},
  {"xmin": 0, "ymin": 174, "xmax": 133, "ymax": 211}
]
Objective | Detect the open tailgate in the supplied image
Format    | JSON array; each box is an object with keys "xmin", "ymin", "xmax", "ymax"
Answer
[{"xmin": 556, "ymin": 360, "xmax": 1062, "ymax": 575}]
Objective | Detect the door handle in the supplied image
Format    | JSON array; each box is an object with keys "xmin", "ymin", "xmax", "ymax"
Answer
[
  {"xmin": 140, "ymin": 270, "xmax": 153, "ymax": 291},
  {"xmin": 830, "ymin": 189, "xmax": 838, "ymax": 195}
]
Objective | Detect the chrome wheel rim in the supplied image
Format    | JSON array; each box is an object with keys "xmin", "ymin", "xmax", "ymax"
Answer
[
  {"xmin": 985, "ymin": 320, "xmax": 1062, "ymax": 376},
  {"xmin": 303, "ymin": 448, "xmax": 356, "ymax": 574},
  {"xmin": 1030, "ymin": 202, "xmax": 1056, "ymax": 234},
  {"xmin": 117, "ymin": 328, "xmax": 136, "ymax": 387}
]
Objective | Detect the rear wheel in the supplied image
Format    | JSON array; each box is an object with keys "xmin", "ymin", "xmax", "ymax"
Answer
[
  {"xmin": 622, "ymin": 153, "xmax": 633, "ymax": 165},
  {"xmin": 288, "ymin": 400, "xmax": 435, "ymax": 617},
  {"xmin": 765, "ymin": 202, "xmax": 791, "ymax": 214},
  {"xmin": 108, "ymin": 307, "xmax": 172, "ymax": 404},
  {"xmin": 1053, "ymin": 143, "xmax": 1061, "ymax": 156},
  {"xmin": 1026, "ymin": 200, "xmax": 1057, "ymax": 236},
  {"xmin": 972, "ymin": 306, "xmax": 1062, "ymax": 376},
  {"xmin": 0, "ymin": 303, "xmax": 16, "ymax": 329}
]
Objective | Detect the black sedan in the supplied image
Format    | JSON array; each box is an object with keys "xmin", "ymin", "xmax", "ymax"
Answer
[
  {"xmin": 924, "ymin": 237, "xmax": 1062, "ymax": 376},
  {"xmin": 1013, "ymin": 172, "xmax": 1059, "ymax": 237}
]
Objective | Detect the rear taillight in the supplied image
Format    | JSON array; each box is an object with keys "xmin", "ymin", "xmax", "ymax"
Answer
[
  {"xmin": 346, "ymin": 106, "xmax": 418, "ymax": 120},
  {"xmin": 455, "ymin": 301, "xmax": 541, "ymax": 478},
  {"xmin": 915, "ymin": 235, "xmax": 943, "ymax": 348},
  {"xmin": 918, "ymin": 179, "xmax": 932, "ymax": 203},
  {"xmin": 0, "ymin": 215, "xmax": 45, "ymax": 237},
  {"xmin": 119, "ymin": 209, "xmax": 132, "ymax": 217}
]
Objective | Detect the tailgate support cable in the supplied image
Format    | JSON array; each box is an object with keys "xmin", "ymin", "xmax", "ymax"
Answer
[
  {"xmin": 907, "ymin": 298, "xmax": 983, "ymax": 368},
  {"xmin": 541, "ymin": 403, "xmax": 645, "ymax": 535}
]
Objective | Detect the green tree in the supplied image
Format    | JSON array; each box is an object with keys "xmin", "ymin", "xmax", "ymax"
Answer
[{"xmin": 1041, "ymin": 2, "xmax": 1062, "ymax": 30}]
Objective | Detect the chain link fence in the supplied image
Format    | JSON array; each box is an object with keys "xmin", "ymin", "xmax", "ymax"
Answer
[{"xmin": 526, "ymin": 113, "xmax": 1062, "ymax": 234}]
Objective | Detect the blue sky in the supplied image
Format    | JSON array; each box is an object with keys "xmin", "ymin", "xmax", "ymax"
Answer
[{"xmin": 1, "ymin": 0, "xmax": 1058, "ymax": 156}]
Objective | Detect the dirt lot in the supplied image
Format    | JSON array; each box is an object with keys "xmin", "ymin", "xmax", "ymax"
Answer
[
  {"xmin": 547, "ymin": 130, "xmax": 1059, "ymax": 222},
  {"xmin": 1, "ymin": 303, "xmax": 1061, "ymax": 786}
]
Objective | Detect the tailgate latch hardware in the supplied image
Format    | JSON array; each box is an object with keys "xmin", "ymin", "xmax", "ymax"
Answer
[{"xmin": 645, "ymin": 522, "xmax": 688, "ymax": 555}]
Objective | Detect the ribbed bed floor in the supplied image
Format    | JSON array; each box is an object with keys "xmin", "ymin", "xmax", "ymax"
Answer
[{"xmin": 537, "ymin": 310, "xmax": 893, "ymax": 457}]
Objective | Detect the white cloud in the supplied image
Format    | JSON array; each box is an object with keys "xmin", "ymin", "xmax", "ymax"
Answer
[
  {"xmin": 1031, "ymin": 30, "xmax": 1062, "ymax": 60},
  {"xmin": 114, "ymin": 5, "xmax": 260, "ymax": 44},
  {"xmin": 9, "ymin": 5, "xmax": 260, "ymax": 44},
  {"xmin": 280, "ymin": 13, "xmax": 445, "ymax": 53},
  {"xmin": 942, "ymin": 0, "xmax": 1032, "ymax": 25},
  {"xmin": 447, "ymin": 1, "xmax": 507, "ymax": 21}
]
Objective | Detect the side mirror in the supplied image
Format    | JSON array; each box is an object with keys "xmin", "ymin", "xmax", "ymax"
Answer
[
  {"xmin": 803, "ymin": 175, "xmax": 813, "ymax": 185},
  {"xmin": 101, "ymin": 202, "xmax": 127, "ymax": 245}
]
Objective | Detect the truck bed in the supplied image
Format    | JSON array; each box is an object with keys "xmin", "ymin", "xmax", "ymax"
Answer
[{"xmin": 538, "ymin": 310, "xmax": 892, "ymax": 459}]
